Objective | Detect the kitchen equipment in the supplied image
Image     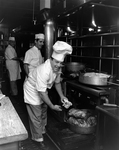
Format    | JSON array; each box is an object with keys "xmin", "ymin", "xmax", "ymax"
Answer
[
  {"xmin": 68, "ymin": 123, "xmax": 96, "ymax": 134},
  {"xmin": 79, "ymin": 72, "xmax": 110, "ymax": 86},
  {"xmin": 65, "ymin": 62, "xmax": 85, "ymax": 73},
  {"xmin": 66, "ymin": 80, "xmax": 109, "ymax": 108},
  {"xmin": 67, "ymin": 108, "xmax": 97, "ymax": 134}
]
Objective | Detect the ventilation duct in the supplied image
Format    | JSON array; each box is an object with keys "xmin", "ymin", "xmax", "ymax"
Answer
[
  {"xmin": 40, "ymin": 0, "xmax": 51, "ymax": 10},
  {"xmin": 44, "ymin": 19, "xmax": 55, "ymax": 60},
  {"xmin": 37, "ymin": 8, "xmax": 52, "ymax": 23}
]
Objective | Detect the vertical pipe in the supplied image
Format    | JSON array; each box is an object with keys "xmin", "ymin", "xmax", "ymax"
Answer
[
  {"xmin": 99, "ymin": 35, "xmax": 103, "ymax": 72},
  {"xmin": 44, "ymin": 19, "xmax": 55, "ymax": 60}
]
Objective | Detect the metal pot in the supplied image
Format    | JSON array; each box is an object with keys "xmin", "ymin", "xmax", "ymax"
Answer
[
  {"xmin": 68, "ymin": 123, "xmax": 96, "ymax": 134},
  {"xmin": 65, "ymin": 62, "xmax": 85, "ymax": 73},
  {"xmin": 79, "ymin": 72, "xmax": 110, "ymax": 86},
  {"xmin": 67, "ymin": 108, "xmax": 97, "ymax": 134}
]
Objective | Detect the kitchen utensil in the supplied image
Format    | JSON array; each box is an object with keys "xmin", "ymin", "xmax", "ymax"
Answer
[
  {"xmin": 65, "ymin": 62, "xmax": 85, "ymax": 73},
  {"xmin": 79, "ymin": 72, "xmax": 110, "ymax": 86},
  {"xmin": 68, "ymin": 123, "xmax": 96, "ymax": 134},
  {"xmin": 67, "ymin": 108, "xmax": 96, "ymax": 134}
]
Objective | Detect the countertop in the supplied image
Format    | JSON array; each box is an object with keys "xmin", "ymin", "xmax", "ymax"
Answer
[
  {"xmin": 0, "ymin": 96, "xmax": 28, "ymax": 145},
  {"xmin": 96, "ymin": 105, "xmax": 119, "ymax": 122}
]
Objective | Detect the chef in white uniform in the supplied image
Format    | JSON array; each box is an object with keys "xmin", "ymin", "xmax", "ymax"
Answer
[
  {"xmin": 24, "ymin": 33, "xmax": 44, "ymax": 76},
  {"xmin": 24, "ymin": 41, "xmax": 72, "ymax": 149},
  {"xmin": 5, "ymin": 37, "xmax": 21, "ymax": 96}
]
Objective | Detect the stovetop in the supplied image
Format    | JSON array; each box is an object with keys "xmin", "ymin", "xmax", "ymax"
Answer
[{"xmin": 66, "ymin": 80, "xmax": 109, "ymax": 97}]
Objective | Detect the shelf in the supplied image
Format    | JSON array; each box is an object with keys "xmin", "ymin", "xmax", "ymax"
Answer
[
  {"xmin": 72, "ymin": 45, "xmax": 119, "ymax": 48},
  {"xmin": 70, "ymin": 55, "xmax": 119, "ymax": 60},
  {"xmin": 67, "ymin": 32, "xmax": 119, "ymax": 39},
  {"xmin": 57, "ymin": 32, "xmax": 119, "ymax": 41},
  {"xmin": 57, "ymin": 29, "xmax": 119, "ymax": 80}
]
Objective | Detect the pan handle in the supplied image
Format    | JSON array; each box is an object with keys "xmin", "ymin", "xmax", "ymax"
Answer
[{"xmin": 107, "ymin": 81, "xmax": 119, "ymax": 86}]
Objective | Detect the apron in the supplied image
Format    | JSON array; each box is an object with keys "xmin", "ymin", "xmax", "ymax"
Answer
[
  {"xmin": 6, "ymin": 59, "xmax": 21, "ymax": 81},
  {"xmin": 5, "ymin": 45, "xmax": 21, "ymax": 81}
]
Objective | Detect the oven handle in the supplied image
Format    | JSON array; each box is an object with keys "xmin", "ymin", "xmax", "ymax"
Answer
[
  {"xmin": 103, "ymin": 103, "xmax": 119, "ymax": 108},
  {"xmin": 100, "ymin": 96, "xmax": 109, "ymax": 104}
]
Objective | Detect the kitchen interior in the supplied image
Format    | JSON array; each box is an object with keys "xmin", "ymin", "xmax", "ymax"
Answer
[{"xmin": 0, "ymin": 0, "xmax": 119, "ymax": 150}]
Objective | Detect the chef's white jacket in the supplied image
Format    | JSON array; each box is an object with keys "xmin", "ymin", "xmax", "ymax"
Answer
[
  {"xmin": 24, "ymin": 46, "xmax": 43, "ymax": 73},
  {"xmin": 24, "ymin": 59, "xmax": 61, "ymax": 105},
  {"xmin": 5, "ymin": 45, "xmax": 21, "ymax": 81}
]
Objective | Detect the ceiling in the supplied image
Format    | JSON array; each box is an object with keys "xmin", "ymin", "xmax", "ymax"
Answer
[
  {"xmin": 0, "ymin": 0, "xmax": 119, "ymax": 34},
  {"xmin": 57, "ymin": 0, "xmax": 119, "ymax": 33},
  {"xmin": 0, "ymin": 0, "xmax": 41, "ymax": 31}
]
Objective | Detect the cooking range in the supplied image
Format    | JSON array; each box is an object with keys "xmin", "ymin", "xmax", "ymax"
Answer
[
  {"xmin": 65, "ymin": 79, "xmax": 109, "ymax": 108},
  {"xmin": 62, "ymin": 73, "xmax": 110, "ymax": 108}
]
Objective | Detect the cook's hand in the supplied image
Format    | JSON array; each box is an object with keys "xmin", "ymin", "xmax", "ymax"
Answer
[
  {"xmin": 61, "ymin": 96, "xmax": 72, "ymax": 109},
  {"xmin": 61, "ymin": 96, "xmax": 68, "ymax": 103},
  {"xmin": 53, "ymin": 105, "xmax": 62, "ymax": 111}
]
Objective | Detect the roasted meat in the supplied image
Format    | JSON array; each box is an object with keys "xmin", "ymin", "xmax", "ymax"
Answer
[{"xmin": 68, "ymin": 108, "xmax": 87, "ymax": 118}]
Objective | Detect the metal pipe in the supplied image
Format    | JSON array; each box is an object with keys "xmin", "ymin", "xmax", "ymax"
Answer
[
  {"xmin": 101, "ymin": 96, "xmax": 109, "ymax": 104},
  {"xmin": 44, "ymin": 19, "xmax": 55, "ymax": 60}
]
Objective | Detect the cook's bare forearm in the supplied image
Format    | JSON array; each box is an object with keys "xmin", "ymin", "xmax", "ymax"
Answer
[
  {"xmin": 38, "ymin": 91, "xmax": 54, "ymax": 109},
  {"xmin": 55, "ymin": 82, "xmax": 64, "ymax": 99}
]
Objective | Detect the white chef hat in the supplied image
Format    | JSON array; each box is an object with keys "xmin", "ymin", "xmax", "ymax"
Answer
[
  {"xmin": 9, "ymin": 37, "xmax": 15, "ymax": 41},
  {"xmin": 35, "ymin": 33, "xmax": 44, "ymax": 40},
  {"xmin": 52, "ymin": 41, "xmax": 72, "ymax": 62}
]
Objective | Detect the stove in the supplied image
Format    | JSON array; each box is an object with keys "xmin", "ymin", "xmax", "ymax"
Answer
[
  {"xmin": 50, "ymin": 74, "xmax": 111, "ymax": 122},
  {"xmin": 66, "ymin": 80, "xmax": 109, "ymax": 97},
  {"xmin": 62, "ymin": 79, "xmax": 110, "ymax": 109}
]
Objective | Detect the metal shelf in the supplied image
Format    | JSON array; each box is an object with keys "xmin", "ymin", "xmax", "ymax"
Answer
[
  {"xmin": 67, "ymin": 32, "xmax": 119, "ymax": 39},
  {"xmin": 72, "ymin": 45, "xmax": 119, "ymax": 48},
  {"xmin": 70, "ymin": 55, "xmax": 119, "ymax": 61}
]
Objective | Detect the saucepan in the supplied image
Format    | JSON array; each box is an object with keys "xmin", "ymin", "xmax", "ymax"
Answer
[{"xmin": 78, "ymin": 72, "xmax": 113, "ymax": 86}]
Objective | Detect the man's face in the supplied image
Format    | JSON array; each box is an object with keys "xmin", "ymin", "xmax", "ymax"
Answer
[
  {"xmin": 35, "ymin": 38, "xmax": 44, "ymax": 50},
  {"xmin": 10, "ymin": 41, "xmax": 16, "ymax": 47},
  {"xmin": 51, "ymin": 58, "xmax": 63, "ymax": 73}
]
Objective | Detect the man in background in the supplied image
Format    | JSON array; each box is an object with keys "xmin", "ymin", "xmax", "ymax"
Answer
[
  {"xmin": 5, "ymin": 37, "xmax": 21, "ymax": 98},
  {"xmin": 24, "ymin": 33, "xmax": 45, "ymax": 77}
]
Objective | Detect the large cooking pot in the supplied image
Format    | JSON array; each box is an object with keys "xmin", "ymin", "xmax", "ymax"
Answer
[
  {"xmin": 79, "ymin": 72, "xmax": 110, "ymax": 86},
  {"xmin": 67, "ymin": 108, "xmax": 97, "ymax": 134},
  {"xmin": 65, "ymin": 62, "xmax": 85, "ymax": 73},
  {"xmin": 68, "ymin": 123, "xmax": 96, "ymax": 134}
]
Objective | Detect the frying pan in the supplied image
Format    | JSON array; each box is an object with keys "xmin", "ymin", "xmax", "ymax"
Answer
[{"xmin": 65, "ymin": 62, "xmax": 85, "ymax": 73}]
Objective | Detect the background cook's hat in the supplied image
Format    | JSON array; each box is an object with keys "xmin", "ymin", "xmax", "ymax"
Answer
[
  {"xmin": 52, "ymin": 41, "xmax": 73, "ymax": 62},
  {"xmin": 35, "ymin": 33, "xmax": 44, "ymax": 40},
  {"xmin": 9, "ymin": 37, "xmax": 15, "ymax": 41}
]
